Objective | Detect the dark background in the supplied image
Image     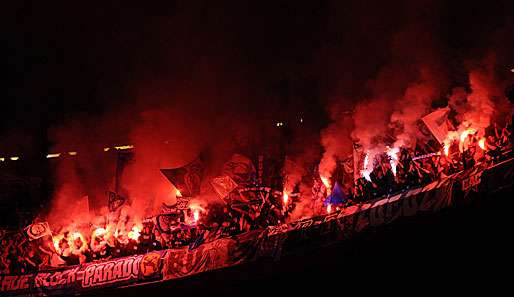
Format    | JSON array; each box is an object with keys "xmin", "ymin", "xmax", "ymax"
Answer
[{"xmin": 4, "ymin": 1, "xmax": 514, "ymax": 153}]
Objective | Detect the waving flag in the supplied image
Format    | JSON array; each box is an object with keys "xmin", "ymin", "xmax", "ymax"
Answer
[
  {"xmin": 161, "ymin": 157, "xmax": 204, "ymax": 197},
  {"xmin": 222, "ymin": 154, "xmax": 256, "ymax": 184},
  {"xmin": 210, "ymin": 175, "xmax": 238, "ymax": 201},
  {"xmin": 25, "ymin": 222, "xmax": 52, "ymax": 240},
  {"xmin": 323, "ymin": 182, "xmax": 347, "ymax": 206},
  {"xmin": 108, "ymin": 191, "xmax": 127, "ymax": 212},
  {"xmin": 421, "ymin": 108, "xmax": 452, "ymax": 144}
]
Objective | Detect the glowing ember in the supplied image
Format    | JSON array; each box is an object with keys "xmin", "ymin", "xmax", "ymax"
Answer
[
  {"xmin": 478, "ymin": 138, "xmax": 486, "ymax": 150},
  {"xmin": 70, "ymin": 232, "xmax": 87, "ymax": 253},
  {"xmin": 127, "ymin": 226, "xmax": 141, "ymax": 241},
  {"xmin": 326, "ymin": 204, "xmax": 332, "ymax": 213},
  {"xmin": 443, "ymin": 142, "xmax": 450, "ymax": 156},
  {"xmin": 189, "ymin": 204, "xmax": 205, "ymax": 225},
  {"xmin": 193, "ymin": 209, "xmax": 200, "ymax": 222},
  {"xmin": 53, "ymin": 235, "xmax": 64, "ymax": 253},
  {"xmin": 175, "ymin": 189, "xmax": 182, "ymax": 197},
  {"xmin": 459, "ymin": 128, "xmax": 476, "ymax": 152},
  {"xmin": 283, "ymin": 192, "xmax": 289, "ymax": 205}
]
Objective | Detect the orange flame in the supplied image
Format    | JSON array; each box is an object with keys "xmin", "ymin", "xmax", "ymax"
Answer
[
  {"xmin": 320, "ymin": 176, "xmax": 331, "ymax": 195},
  {"xmin": 283, "ymin": 192, "xmax": 289, "ymax": 205},
  {"xmin": 360, "ymin": 153, "xmax": 372, "ymax": 181},
  {"xmin": 70, "ymin": 232, "xmax": 87, "ymax": 253},
  {"xmin": 127, "ymin": 226, "xmax": 141, "ymax": 241},
  {"xmin": 459, "ymin": 128, "xmax": 476, "ymax": 152},
  {"xmin": 175, "ymin": 189, "xmax": 182, "ymax": 197},
  {"xmin": 326, "ymin": 204, "xmax": 332, "ymax": 214},
  {"xmin": 193, "ymin": 210, "xmax": 200, "ymax": 222},
  {"xmin": 93, "ymin": 227, "xmax": 107, "ymax": 237},
  {"xmin": 189, "ymin": 204, "xmax": 205, "ymax": 225},
  {"xmin": 53, "ymin": 234, "xmax": 64, "ymax": 253},
  {"xmin": 478, "ymin": 138, "xmax": 486, "ymax": 150},
  {"xmin": 443, "ymin": 142, "xmax": 450, "ymax": 156}
]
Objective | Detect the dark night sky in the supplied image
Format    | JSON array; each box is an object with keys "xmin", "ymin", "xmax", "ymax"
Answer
[{"xmin": 3, "ymin": 0, "xmax": 514, "ymax": 156}]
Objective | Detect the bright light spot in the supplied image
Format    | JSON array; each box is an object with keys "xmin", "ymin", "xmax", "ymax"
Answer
[
  {"xmin": 10, "ymin": 157, "xmax": 19, "ymax": 161},
  {"xmin": 320, "ymin": 176, "xmax": 331, "ymax": 195},
  {"xmin": 0, "ymin": 158, "xmax": 4, "ymax": 162},
  {"xmin": 478, "ymin": 138, "xmax": 486, "ymax": 150},
  {"xmin": 283, "ymin": 192, "xmax": 289, "ymax": 205},
  {"xmin": 460, "ymin": 128, "xmax": 476, "ymax": 143},
  {"xmin": 327, "ymin": 204, "xmax": 332, "ymax": 214},
  {"xmin": 68, "ymin": 151, "xmax": 78, "ymax": 156},
  {"xmin": 103, "ymin": 147, "xmax": 110, "ymax": 152},
  {"xmin": 114, "ymin": 145, "xmax": 134, "ymax": 150},
  {"xmin": 93, "ymin": 227, "xmax": 106, "ymax": 237},
  {"xmin": 189, "ymin": 204, "xmax": 205, "ymax": 225},
  {"xmin": 46, "ymin": 153, "xmax": 61, "ymax": 159},
  {"xmin": 459, "ymin": 128, "xmax": 477, "ymax": 152},
  {"xmin": 276, "ymin": 122, "xmax": 284, "ymax": 127},
  {"xmin": 175, "ymin": 189, "xmax": 182, "ymax": 197},
  {"xmin": 360, "ymin": 153, "xmax": 372, "ymax": 181},
  {"xmin": 511, "ymin": 68, "xmax": 514, "ymax": 73},
  {"xmin": 386, "ymin": 146, "xmax": 399, "ymax": 176},
  {"xmin": 127, "ymin": 226, "xmax": 141, "ymax": 241},
  {"xmin": 193, "ymin": 210, "xmax": 200, "ymax": 222},
  {"xmin": 72, "ymin": 232, "xmax": 83, "ymax": 241},
  {"xmin": 300, "ymin": 118, "xmax": 303, "ymax": 123},
  {"xmin": 443, "ymin": 142, "xmax": 450, "ymax": 156}
]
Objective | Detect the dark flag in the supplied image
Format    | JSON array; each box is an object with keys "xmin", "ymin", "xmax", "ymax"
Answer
[
  {"xmin": 25, "ymin": 222, "xmax": 52, "ymax": 240},
  {"xmin": 108, "ymin": 191, "xmax": 127, "ymax": 212},
  {"xmin": 161, "ymin": 158, "xmax": 204, "ymax": 197},
  {"xmin": 222, "ymin": 154, "xmax": 256, "ymax": 184},
  {"xmin": 115, "ymin": 151, "xmax": 134, "ymax": 193}
]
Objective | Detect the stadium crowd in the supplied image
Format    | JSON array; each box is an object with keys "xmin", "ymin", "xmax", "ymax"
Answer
[{"xmin": 1, "ymin": 122, "xmax": 512, "ymax": 275}]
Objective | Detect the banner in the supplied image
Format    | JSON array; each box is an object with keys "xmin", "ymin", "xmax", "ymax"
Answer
[
  {"xmin": 0, "ymin": 250, "xmax": 166, "ymax": 296},
  {"xmin": 163, "ymin": 230, "xmax": 262, "ymax": 280}
]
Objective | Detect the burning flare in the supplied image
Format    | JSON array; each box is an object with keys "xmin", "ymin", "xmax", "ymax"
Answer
[
  {"xmin": 478, "ymin": 137, "xmax": 486, "ymax": 150},
  {"xmin": 193, "ymin": 210, "xmax": 200, "ymax": 223},
  {"xmin": 127, "ymin": 226, "xmax": 141, "ymax": 241},
  {"xmin": 282, "ymin": 192, "xmax": 289, "ymax": 206},
  {"xmin": 320, "ymin": 176, "xmax": 331, "ymax": 195},
  {"xmin": 443, "ymin": 142, "xmax": 450, "ymax": 156},
  {"xmin": 360, "ymin": 153, "xmax": 372, "ymax": 182},
  {"xmin": 386, "ymin": 146, "xmax": 399, "ymax": 176},
  {"xmin": 326, "ymin": 204, "xmax": 332, "ymax": 214},
  {"xmin": 459, "ymin": 128, "xmax": 477, "ymax": 152},
  {"xmin": 93, "ymin": 227, "xmax": 107, "ymax": 237}
]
